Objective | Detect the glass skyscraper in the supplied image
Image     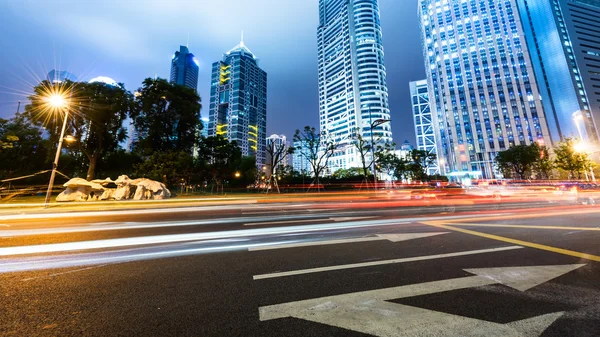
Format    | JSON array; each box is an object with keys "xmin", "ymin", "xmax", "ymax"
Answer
[
  {"xmin": 410, "ymin": 79, "xmax": 440, "ymax": 175},
  {"xmin": 170, "ymin": 46, "xmax": 199, "ymax": 90},
  {"xmin": 317, "ymin": 0, "xmax": 393, "ymax": 172},
  {"xmin": 207, "ymin": 38, "xmax": 267, "ymax": 167},
  {"xmin": 418, "ymin": 0, "xmax": 553, "ymax": 178},
  {"xmin": 516, "ymin": 0, "xmax": 600, "ymax": 144}
]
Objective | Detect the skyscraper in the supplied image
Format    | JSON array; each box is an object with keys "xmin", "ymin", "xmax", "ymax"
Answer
[
  {"xmin": 317, "ymin": 0, "xmax": 393, "ymax": 172},
  {"xmin": 46, "ymin": 70, "xmax": 77, "ymax": 83},
  {"xmin": 208, "ymin": 37, "xmax": 267, "ymax": 167},
  {"xmin": 418, "ymin": 0, "xmax": 553, "ymax": 178},
  {"xmin": 516, "ymin": 0, "xmax": 600, "ymax": 144},
  {"xmin": 410, "ymin": 79, "xmax": 440, "ymax": 175},
  {"xmin": 170, "ymin": 46, "xmax": 199, "ymax": 90},
  {"xmin": 292, "ymin": 140, "xmax": 312, "ymax": 175}
]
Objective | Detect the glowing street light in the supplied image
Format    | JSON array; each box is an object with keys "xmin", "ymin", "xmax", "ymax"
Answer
[
  {"xmin": 43, "ymin": 90, "xmax": 71, "ymax": 207},
  {"xmin": 234, "ymin": 172, "xmax": 241, "ymax": 178}
]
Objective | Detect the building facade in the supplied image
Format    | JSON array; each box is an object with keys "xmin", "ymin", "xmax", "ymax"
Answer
[
  {"xmin": 207, "ymin": 38, "xmax": 267, "ymax": 167},
  {"xmin": 516, "ymin": 0, "xmax": 600, "ymax": 144},
  {"xmin": 410, "ymin": 79, "xmax": 440, "ymax": 175},
  {"xmin": 317, "ymin": 0, "xmax": 393, "ymax": 172},
  {"xmin": 418, "ymin": 0, "xmax": 553, "ymax": 178},
  {"xmin": 292, "ymin": 140, "xmax": 312, "ymax": 175},
  {"xmin": 46, "ymin": 70, "xmax": 77, "ymax": 83},
  {"xmin": 170, "ymin": 46, "xmax": 199, "ymax": 90}
]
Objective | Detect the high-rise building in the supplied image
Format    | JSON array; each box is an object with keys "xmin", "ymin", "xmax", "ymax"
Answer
[
  {"xmin": 200, "ymin": 117, "xmax": 209, "ymax": 138},
  {"xmin": 317, "ymin": 0, "xmax": 393, "ymax": 172},
  {"xmin": 418, "ymin": 0, "xmax": 553, "ymax": 178},
  {"xmin": 516, "ymin": 0, "xmax": 600, "ymax": 144},
  {"xmin": 292, "ymin": 140, "xmax": 312, "ymax": 175},
  {"xmin": 410, "ymin": 79, "xmax": 440, "ymax": 175},
  {"xmin": 208, "ymin": 37, "xmax": 267, "ymax": 167},
  {"xmin": 46, "ymin": 70, "xmax": 77, "ymax": 83},
  {"xmin": 170, "ymin": 46, "xmax": 199, "ymax": 90}
]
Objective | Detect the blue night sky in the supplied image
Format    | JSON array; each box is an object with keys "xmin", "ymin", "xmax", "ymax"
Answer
[{"xmin": 0, "ymin": 0, "xmax": 425, "ymax": 146}]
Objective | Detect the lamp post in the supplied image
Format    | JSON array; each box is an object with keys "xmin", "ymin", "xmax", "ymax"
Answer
[
  {"xmin": 44, "ymin": 93, "xmax": 70, "ymax": 207},
  {"xmin": 367, "ymin": 108, "xmax": 391, "ymax": 189}
]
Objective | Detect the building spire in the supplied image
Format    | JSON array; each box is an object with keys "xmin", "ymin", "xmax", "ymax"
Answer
[
  {"xmin": 186, "ymin": 32, "xmax": 190, "ymax": 48},
  {"xmin": 240, "ymin": 30, "xmax": 245, "ymax": 47}
]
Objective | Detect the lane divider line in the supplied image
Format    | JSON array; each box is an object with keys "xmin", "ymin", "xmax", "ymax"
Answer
[
  {"xmin": 420, "ymin": 221, "xmax": 600, "ymax": 262},
  {"xmin": 252, "ymin": 246, "xmax": 522, "ymax": 280}
]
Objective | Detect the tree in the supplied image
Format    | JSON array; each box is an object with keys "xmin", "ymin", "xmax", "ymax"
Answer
[
  {"xmin": 533, "ymin": 144, "xmax": 553, "ymax": 180},
  {"xmin": 196, "ymin": 135, "xmax": 242, "ymax": 193},
  {"xmin": 0, "ymin": 114, "xmax": 50, "ymax": 179},
  {"xmin": 293, "ymin": 126, "xmax": 338, "ymax": 191},
  {"xmin": 265, "ymin": 138, "xmax": 293, "ymax": 193},
  {"xmin": 24, "ymin": 80, "xmax": 132, "ymax": 180},
  {"xmin": 495, "ymin": 144, "xmax": 540, "ymax": 179},
  {"xmin": 554, "ymin": 138, "xmax": 591, "ymax": 180},
  {"xmin": 351, "ymin": 129, "xmax": 374, "ymax": 181},
  {"xmin": 131, "ymin": 78, "xmax": 202, "ymax": 155},
  {"xmin": 375, "ymin": 142, "xmax": 397, "ymax": 179},
  {"xmin": 408, "ymin": 149, "xmax": 437, "ymax": 181},
  {"xmin": 134, "ymin": 151, "xmax": 194, "ymax": 187}
]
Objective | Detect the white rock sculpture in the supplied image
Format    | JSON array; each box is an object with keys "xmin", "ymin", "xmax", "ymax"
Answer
[
  {"xmin": 56, "ymin": 178, "xmax": 105, "ymax": 202},
  {"xmin": 57, "ymin": 175, "xmax": 171, "ymax": 202}
]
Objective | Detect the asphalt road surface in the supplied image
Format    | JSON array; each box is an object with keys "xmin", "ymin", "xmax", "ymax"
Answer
[{"xmin": 1, "ymin": 199, "xmax": 599, "ymax": 336}]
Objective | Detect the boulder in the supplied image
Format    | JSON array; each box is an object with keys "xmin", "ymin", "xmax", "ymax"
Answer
[
  {"xmin": 57, "ymin": 175, "xmax": 171, "ymax": 202},
  {"xmin": 56, "ymin": 178, "xmax": 105, "ymax": 202},
  {"xmin": 99, "ymin": 188, "xmax": 116, "ymax": 200}
]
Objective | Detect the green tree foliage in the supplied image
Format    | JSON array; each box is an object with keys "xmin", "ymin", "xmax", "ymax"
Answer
[
  {"xmin": 331, "ymin": 167, "xmax": 366, "ymax": 180},
  {"xmin": 553, "ymin": 138, "xmax": 591, "ymax": 179},
  {"xmin": 131, "ymin": 78, "xmax": 202, "ymax": 155},
  {"xmin": 24, "ymin": 80, "xmax": 132, "ymax": 180},
  {"xmin": 196, "ymin": 135, "xmax": 242, "ymax": 192},
  {"xmin": 495, "ymin": 144, "xmax": 540, "ymax": 179},
  {"xmin": 408, "ymin": 149, "xmax": 437, "ymax": 181},
  {"xmin": 0, "ymin": 114, "xmax": 49, "ymax": 179},
  {"xmin": 134, "ymin": 151, "xmax": 194, "ymax": 186},
  {"xmin": 293, "ymin": 126, "xmax": 338, "ymax": 191}
]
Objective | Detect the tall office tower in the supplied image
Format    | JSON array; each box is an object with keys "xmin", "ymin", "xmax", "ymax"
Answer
[
  {"xmin": 200, "ymin": 117, "xmax": 209, "ymax": 138},
  {"xmin": 410, "ymin": 79, "xmax": 440, "ymax": 175},
  {"xmin": 516, "ymin": 0, "xmax": 600, "ymax": 144},
  {"xmin": 418, "ymin": 0, "xmax": 553, "ymax": 178},
  {"xmin": 46, "ymin": 70, "xmax": 77, "ymax": 83},
  {"xmin": 208, "ymin": 37, "xmax": 267, "ymax": 167},
  {"xmin": 317, "ymin": 0, "xmax": 393, "ymax": 172},
  {"xmin": 170, "ymin": 46, "xmax": 199, "ymax": 90},
  {"xmin": 292, "ymin": 140, "xmax": 312, "ymax": 175}
]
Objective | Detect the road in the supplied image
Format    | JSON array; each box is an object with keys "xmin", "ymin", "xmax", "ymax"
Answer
[{"xmin": 1, "ymin": 198, "xmax": 599, "ymax": 336}]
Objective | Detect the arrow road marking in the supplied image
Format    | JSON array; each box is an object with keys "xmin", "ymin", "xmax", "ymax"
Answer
[
  {"xmin": 249, "ymin": 232, "xmax": 447, "ymax": 251},
  {"xmin": 259, "ymin": 264, "xmax": 585, "ymax": 336},
  {"xmin": 253, "ymin": 246, "xmax": 523, "ymax": 280}
]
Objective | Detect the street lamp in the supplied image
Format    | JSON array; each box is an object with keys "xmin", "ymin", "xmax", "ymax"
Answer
[
  {"xmin": 43, "ymin": 92, "xmax": 70, "ymax": 207},
  {"xmin": 368, "ymin": 115, "xmax": 391, "ymax": 188}
]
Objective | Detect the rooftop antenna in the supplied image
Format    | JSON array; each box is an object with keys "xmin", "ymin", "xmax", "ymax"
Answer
[
  {"xmin": 241, "ymin": 30, "xmax": 244, "ymax": 46},
  {"xmin": 186, "ymin": 32, "xmax": 190, "ymax": 48}
]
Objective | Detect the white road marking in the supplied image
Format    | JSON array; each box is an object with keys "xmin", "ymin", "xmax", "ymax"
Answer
[
  {"xmin": 248, "ymin": 231, "xmax": 444, "ymax": 251},
  {"xmin": 330, "ymin": 216, "xmax": 377, "ymax": 222},
  {"xmin": 259, "ymin": 264, "xmax": 585, "ymax": 336},
  {"xmin": 244, "ymin": 219, "xmax": 330, "ymax": 226},
  {"xmin": 20, "ymin": 264, "xmax": 111, "ymax": 282},
  {"xmin": 253, "ymin": 246, "xmax": 523, "ymax": 280}
]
